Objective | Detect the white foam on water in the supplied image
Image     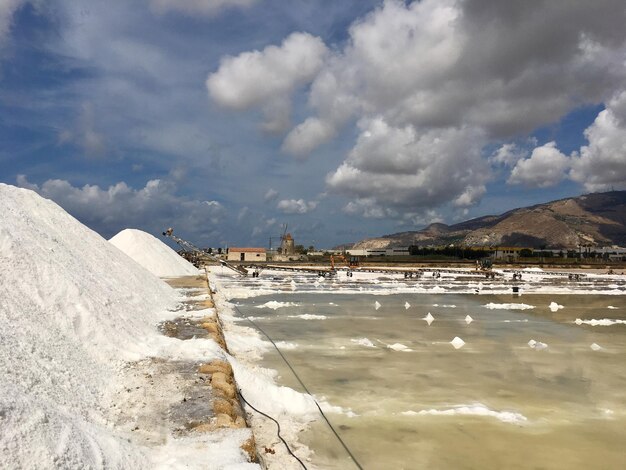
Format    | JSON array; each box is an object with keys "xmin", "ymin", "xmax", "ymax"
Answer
[
  {"xmin": 317, "ymin": 398, "xmax": 358, "ymax": 418},
  {"xmin": 402, "ymin": 404, "xmax": 527, "ymax": 424},
  {"xmin": 503, "ymin": 319, "xmax": 529, "ymax": 323},
  {"xmin": 465, "ymin": 315, "xmax": 473, "ymax": 324},
  {"xmin": 289, "ymin": 314, "xmax": 327, "ymax": 320},
  {"xmin": 450, "ymin": 337, "xmax": 465, "ymax": 349},
  {"xmin": 483, "ymin": 303, "xmax": 536, "ymax": 310},
  {"xmin": 607, "ymin": 306, "xmax": 619, "ymax": 309},
  {"xmin": 575, "ymin": 318, "xmax": 626, "ymax": 326},
  {"xmin": 423, "ymin": 312, "xmax": 435, "ymax": 325},
  {"xmin": 374, "ymin": 300, "xmax": 382, "ymax": 310},
  {"xmin": 404, "ymin": 301, "xmax": 411, "ymax": 309},
  {"xmin": 549, "ymin": 301, "xmax": 564, "ymax": 312},
  {"xmin": 256, "ymin": 300, "xmax": 299, "ymax": 310},
  {"xmin": 433, "ymin": 304, "xmax": 457, "ymax": 308},
  {"xmin": 387, "ymin": 343, "xmax": 412, "ymax": 352},
  {"xmin": 351, "ymin": 338, "xmax": 376, "ymax": 348}
]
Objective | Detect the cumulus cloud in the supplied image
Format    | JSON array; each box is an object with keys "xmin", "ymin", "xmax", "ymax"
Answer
[
  {"xmin": 508, "ymin": 142, "xmax": 570, "ymax": 188},
  {"xmin": 207, "ymin": 32, "xmax": 328, "ymax": 132},
  {"xmin": 212, "ymin": 0, "xmax": 626, "ymax": 216},
  {"xmin": 327, "ymin": 118, "xmax": 489, "ymax": 209},
  {"xmin": 570, "ymin": 90, "xmax": 626, "ymax": 191},
  {"xmin": 16, "ymin": 175, "xmax": 226, "ymax": 241},
  {"xmin": 343, "ymin": 198, "xmax": 397, "ymax": 219},
  {"xmin": 490, "ymin": 143, "xmax": 529, "ymax": 167},
  {"xmin": 276, "ymin": 198, "xmax": 318, "ymax": 214},
  {"xmin": 149, "ymin": 0, "xmax": 257, "ymax": 17}
]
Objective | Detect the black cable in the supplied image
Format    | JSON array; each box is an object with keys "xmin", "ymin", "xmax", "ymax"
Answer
[
  {"xmin": 233, "ymin": 304, "xmax": 364, "ymax": 470},
  {"xmin": 238, "ymin": 388, "xmax": 308, "ymax": 470}
]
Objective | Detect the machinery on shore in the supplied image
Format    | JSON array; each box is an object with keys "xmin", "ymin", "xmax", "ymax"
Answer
[{"xmin": 162, "ymin": 228, "xmax": 248, "ymax": 275}]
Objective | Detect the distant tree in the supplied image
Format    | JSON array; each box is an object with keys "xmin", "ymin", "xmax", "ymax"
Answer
[
  {"xmin": 217, "ymin": 247, "xmax": 223, "ymax": 255},
  {"xmin": 294, "ymin": 244, "xmax": 306, "ymax": 254},
  {"xmin": 308, "ymin": 245, "xmax": 315, "ymax": 252},
  {"xmin": 519, "ymin": 248, "xmax": 533, "ymax": 257}
]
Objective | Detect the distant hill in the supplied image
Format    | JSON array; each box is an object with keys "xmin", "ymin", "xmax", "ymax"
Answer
[{"xmin": 352, "ymin": 191, "xmax": 626, "ymax": 250}]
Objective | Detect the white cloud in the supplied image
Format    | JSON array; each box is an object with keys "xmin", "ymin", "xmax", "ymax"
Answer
[
  {"xmin": 343, "ymin": 198, "xmax": 397, "ymax": 219},
  {"xmin": 508, "ymin": 142, "xmax": 570, "ymax": 188},
  {"xmin": 0, "ymin": 0, "xmax": 26, "ymax": 46},
  {"xmin": 207, "ymin": 32, "xmax": 328, "ymax": 132},
  {"xmin": 570, "ymin": 90, "xmax": 626, "ymax": 191},
  {"xmin": 327, "ymin": 118, "xmax": 489, "ymax": 209},
  {"xmin": 276, "ymin": 199, "xmax": 318, "ymax": 214},
  {"xmin": 149, "ymin": 0, "xmax": 257, "ymax": 17},
  {"xmin": 58, "ymin": 102, "xmax": 106, "ymax": 157},
  {"xmin": 263, "ymin": 188, "xmax": 279, "ymax": 203},
  {"xmin": 16, "ymin": 175, "xmax": 226, "ymax": 241},
  {"xmin": 490, "ymin": 143, "xmax": 528, "ymax": 167}
]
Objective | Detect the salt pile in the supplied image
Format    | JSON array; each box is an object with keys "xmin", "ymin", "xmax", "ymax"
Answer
[
  {"xmin": 0, "ymin": 185, "xmax": 252, "ymax": 469},
  {"xmin": 109, "ymin": 228, "xmax": 199, "ymax": 277},
  {"xmin": 0, "ymin": 184, "xmax": 181, "ymax": 467}
]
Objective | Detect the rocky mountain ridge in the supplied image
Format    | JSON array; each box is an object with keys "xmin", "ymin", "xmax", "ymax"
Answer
[{"xmin": 352, "ymin": 191, "xmax": 626, "ymax": 250}]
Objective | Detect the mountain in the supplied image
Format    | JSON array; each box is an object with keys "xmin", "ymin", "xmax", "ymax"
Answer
[{"xmin": 352, "ymin": 191, "xmax": 626, "ymax": 250}]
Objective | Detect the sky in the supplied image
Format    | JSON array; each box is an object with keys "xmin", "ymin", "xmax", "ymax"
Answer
[{"xmin": 1, "ymin": 0, "xmax": 626, "ymax": 249}]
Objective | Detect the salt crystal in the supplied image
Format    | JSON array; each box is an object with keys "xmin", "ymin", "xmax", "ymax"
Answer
[
  {"xmin": 465, "ymin": 315, "xmax": 473, "ymax": 324},
  {"xmin": 374, "ymin": 301, "xmax": 381, "ymax": 310},
  {"xmin": 423, "ymin": 312, "xmax": 434, "ymax": 325},
  {"xmin": 404, "ymin": 302, "xmax": 411, "ymax": 309}
]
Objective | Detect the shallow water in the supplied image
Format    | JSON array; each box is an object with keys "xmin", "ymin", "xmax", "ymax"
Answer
[{"xmin": 228, "ymin": 274, "xmax": 626, "ymax": 469}]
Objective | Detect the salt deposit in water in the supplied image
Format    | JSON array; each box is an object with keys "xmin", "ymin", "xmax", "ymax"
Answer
[
  {"xmin": 423, "ymin": 312, "xmax": 435, "ymax": 325},
  {"xmin": 575, "ymin": 318, "xmax": 626, "ymax": 326},
  {"xmin": 549, "ymin": 301, "xmax": 564, "ymax": 312},
  {"xmin": 465, "ymin": 315, "xmax": 473, "ymax": 324},
  {"xmin": 403, "ymin": 404, "xmax": 527, "ymax": 424},
  {"xmin": 404, "ymin": 301, "xmax": 411, "ymax": 309},
  {"xmin": 528, "ymin": 339, "xmax": 548, "ymax": 350},
  {"xmin": 374, "ymin": 300, "xmax": 382, "ymax": 310},
  {"xmin": 351, "ymin": 338, "xmax": 376, "ymax": 348},
  {"xmin": 450, "ymin": 337, "xmax": 465, "ymax": 349},
  {"xmin": 256, "ymin": 300, "xmax": 299, "ymax": 310},
  {"xmin": 109, "ymin": 228, "xmax": 199, "ymax": 277},
  {"xmin": 387, "ymin": 343, "xmax": 412, "ymax": 352},
  {"xmin": 590, "ymin": 343, "xmax": 603, "ymax": 351},
  {"xmin": 483, "ymin": 302, "xmax": 535, "ymax": 310},
  {"xmin": 289, "ymin": 314, "xmax": 327, "ymax": 320}
]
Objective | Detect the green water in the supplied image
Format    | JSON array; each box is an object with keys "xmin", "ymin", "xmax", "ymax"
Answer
[{"xmin": 236, "ymin": 293, "xmax": 626, "ymax": 469}]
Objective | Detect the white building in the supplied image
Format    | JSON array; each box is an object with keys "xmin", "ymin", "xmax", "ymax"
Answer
[{"xmin": 227, "ymin": 247, "xmax": 266, "ymax": 262}]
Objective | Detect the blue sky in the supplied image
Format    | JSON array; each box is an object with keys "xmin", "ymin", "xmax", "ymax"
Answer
[{"xmin": 2, "ymin": 0, "xmax": 626, "ymax": 249}]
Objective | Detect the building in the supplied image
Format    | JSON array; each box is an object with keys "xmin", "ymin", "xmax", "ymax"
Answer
[
  {"xmin": 280, "ymin": 233, "xmax": 295, "ymax": 255},
  {"xmin": 227, "ymin": 247, "xmax": 266, "ymax": 262}
]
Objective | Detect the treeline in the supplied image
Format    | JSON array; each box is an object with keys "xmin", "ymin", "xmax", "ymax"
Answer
[{"xmin": 407, "ymin": 246, "xmax": 491, "ymax": 260}]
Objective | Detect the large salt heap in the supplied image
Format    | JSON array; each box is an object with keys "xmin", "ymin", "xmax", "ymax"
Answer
[
  {"xmin": 110, "ymin": 228, "xmax": 199, "ymax": 277},
  {"xmin": 0, "ymin": 184, "xmax": 182, "ymax": 467}
]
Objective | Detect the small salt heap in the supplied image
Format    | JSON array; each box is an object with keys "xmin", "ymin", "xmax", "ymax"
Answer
[
  {"xmin": 404, "ymin": 301, "xmax": 411, "ymax": 309},
  {"xmin": 374, "ymin": 300, "xmax": 381, "ymax": 310},
  {"xmin": 465, "ymin": 315, "xmax": 473, "ymax": 325},
  {"xmin": 450, "ymin": 337, "xmax": 465, "ymax": 349},
  {"xmin": 548, "ymin": 301, "xmax": 564, "ymax": 312},
  {"xmin": 424, "ymin": 312, "xmax": 434, "ymax": 326},
  {"xmin": 110, "ymin": 228, "xmax": 199, "ymax": 277}
]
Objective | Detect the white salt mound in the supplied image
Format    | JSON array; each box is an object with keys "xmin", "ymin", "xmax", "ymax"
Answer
[
  {"xmin": 110, "ymin": 228, "xmax": 199, "ymax": 277},
  {"xmin": 549, "ymin": 301, "xmax": 564, "ymax": 312},
  {"xmin": 0, "ymin": 184, "xmax": 181, "ymax": 468}
]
